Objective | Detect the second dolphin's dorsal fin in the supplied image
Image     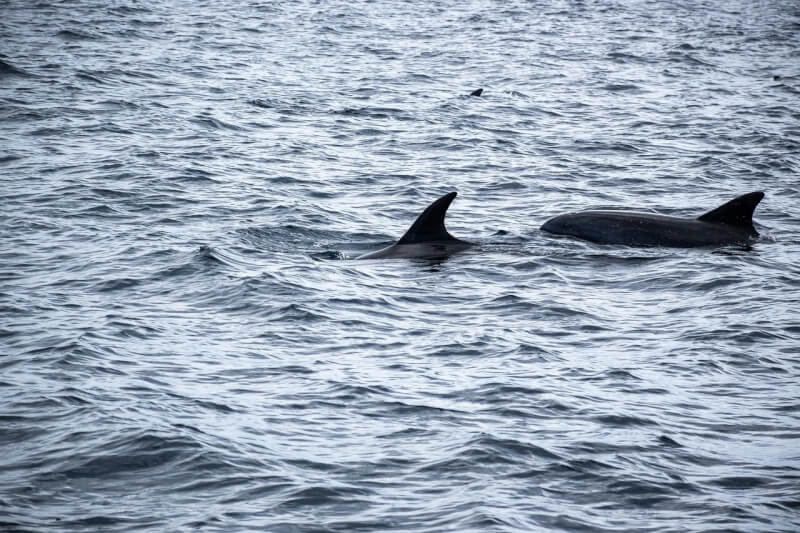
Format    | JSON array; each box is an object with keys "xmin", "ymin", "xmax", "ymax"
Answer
[
  {"xmin": 697, "ymin": 191, "xmax": 764, "ymax": 229},
  {"xmin": 397, "ymin": 192, "xmax": 463, "ymax": 244}
]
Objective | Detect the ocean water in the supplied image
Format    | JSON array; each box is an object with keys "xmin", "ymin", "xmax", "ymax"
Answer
[{"xmin": 2, "ymin": 0, "xmax": 799, "ymax": 531}]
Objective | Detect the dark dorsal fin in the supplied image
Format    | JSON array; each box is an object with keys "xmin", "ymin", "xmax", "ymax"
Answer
[
  {"xmin": 697, "ymin": 191, "xmax": 764, "ymax": 229},
  {"xmin": 397, "ymin": 192, "xmax": 463, "ymax": 244},
  {"xmin": 470, "ymin": 88, "xmax": 483, "ymax": 97}
]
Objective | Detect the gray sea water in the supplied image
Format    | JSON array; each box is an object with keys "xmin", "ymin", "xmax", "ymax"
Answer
[{"xmin": 2, "ymin": 1, "xmax": 800, "ymax": 531}]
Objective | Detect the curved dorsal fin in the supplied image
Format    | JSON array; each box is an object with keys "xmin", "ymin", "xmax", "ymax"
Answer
[
  {"xmin": 397, "ymin": 192, "xmax": 463, "ymax": 244},
  {"xmin": 697, "ymin": 191, "xmax": 764, "ymax": 228}
]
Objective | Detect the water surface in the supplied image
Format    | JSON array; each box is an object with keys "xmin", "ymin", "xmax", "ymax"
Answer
[{"xmin": 2, "ymin": 1, "xmax": 799, "ymax": 531}]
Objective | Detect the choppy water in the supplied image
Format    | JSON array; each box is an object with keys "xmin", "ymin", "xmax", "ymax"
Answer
[{"xmin": 2, "ymin": 1, "xmax": 800, "ymax": 531}]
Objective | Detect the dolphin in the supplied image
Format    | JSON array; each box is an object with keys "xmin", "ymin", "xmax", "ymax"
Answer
[
  {"xmin": 540, "ymin": 191, "xmax": 764, "ymax": 247},
  {"xmin": 357, "ymin": 192, "xmax": 473, "ymax": 259}
]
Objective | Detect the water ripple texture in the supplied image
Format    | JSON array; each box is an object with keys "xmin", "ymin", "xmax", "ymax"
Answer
[{"xmin": 2, "ymin": 0, "xmax": 799, "ymax": 531}]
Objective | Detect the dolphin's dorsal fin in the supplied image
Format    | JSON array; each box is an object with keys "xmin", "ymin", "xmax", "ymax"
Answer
[
  {"xmin": 697, "ymin": 191, "xmax": 764, "ymax": 228},
  {"xmin": 397, "ymin": 192, "xmax": 463, "ymax": 244}
]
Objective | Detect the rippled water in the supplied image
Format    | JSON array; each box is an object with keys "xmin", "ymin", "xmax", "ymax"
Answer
[{"xmin": 2, "ymin": 1, "xmax": 800, "ymax": 531}]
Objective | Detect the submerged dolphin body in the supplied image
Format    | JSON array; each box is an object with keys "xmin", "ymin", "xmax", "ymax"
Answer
[
  {"xmin": 540, "ymin": 192, "xmax": 765, "ymax": 247},
  {"xmin": 357, "ymin": 192, "xmax": 472, "ymax": 259}
]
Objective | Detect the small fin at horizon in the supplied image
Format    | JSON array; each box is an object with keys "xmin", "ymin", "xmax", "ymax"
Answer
[
  {"xmin": 697, "ymin": 191, "xmax": 764, "ymax": 229},
  {"xmin": 397, "ymin": 192, "xmax": 465, "ymax": 244},
  {"xmin": 470, "ymin": 88, "xmax": 483, "ymax": 97}
]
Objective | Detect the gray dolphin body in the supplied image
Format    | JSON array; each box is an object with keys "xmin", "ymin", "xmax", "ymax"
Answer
[
  {"xmin": 541, "ymin": 192, "xmax": 764, "ymax": 247},
  {"xmin": 357, "ymin": 192, "xmax": 473, "ymax": 259}
]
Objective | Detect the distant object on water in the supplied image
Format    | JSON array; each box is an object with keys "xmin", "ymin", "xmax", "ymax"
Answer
[
  {"xmin": 541, "ymin": 192, "xmax": 765, "ymax": 247},
  {"xmin": 470, "ymin": 88, "xmax": 483, "ymax": 97},
  {"xmin": 357, "ymin": 192, "xmax": 473, "ymax": 259}
]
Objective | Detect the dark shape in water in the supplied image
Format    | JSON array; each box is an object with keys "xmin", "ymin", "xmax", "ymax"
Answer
[
  {"xmin": 540, "ymin": 192, "xmax": 764, "ymax": 247},
  {"xmin": 0, "ymin": 59, "xmax": 32, "ymax": 78},
  {"xmin": 357, "ymin": 192, "xmax": 473, "ymax": 259},
  {"xmin": 470, "ymin": 88, "xmax": 483, "ymax": 97}
]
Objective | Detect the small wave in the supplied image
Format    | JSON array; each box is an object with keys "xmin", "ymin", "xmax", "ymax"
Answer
[
  {"xmin": 56, "ymin": 29, "xmax": 101, "ymax": 41},
  {"xmin": 325, "ymin": 382, "xmax": 393, "ymax": 402},
  {"xmin": 209, "ymin": 475, "xmax": 294, "ymax": 504},
  {"xmin": 709, "ymin": 476, "xmax": 771, "ymax": 489},
  {"xmin": 334, "ymin": 106, "xmax": 412, "ymax": 120},
  {"xmin": 76, "ymin": 71, "xmax": 107, "ymax": 84},
  {"xmin": 110, "ymin": 5, "xmax": 153, "ymax": 15},
  {"xmin": 592, "ymin": 414, "xmax": 659, "ymax": 427},
  {"xmin": 57, "ymin": 432, "xmax": 204, "ymax": 480},
  {"xmin": 29, "ymin": 126, "xmax": 68, "ymax": 137},
  {"xmin": 238, "ymin": 224, "xmax": 364, "ymax": 254},
  {"xmin": 79, "ymin": 203, "xmax": 125, "ymax": 215},
  {"xmin": 603, "ymin": 83, "xmax": 642, "ymax": 92},
  {"xmin": 0, "ymin": 59, "xmax": 34, "ymax": 78},
  {"xmin": 248, "ymin": 98, "xmax": 277, "ymax": 109},
  {"xmin": 191, "ymin": 116, "xmax": 246, "ymax": 131},
  {"xmin": 261, "ymin": 302, "xmax": 327, "ymax": 322},
  {"xmin": 59, "ymin": 515, "xmax": 135, "ymax": 528},
  {"xmin": 0, "ymin": 153, "xmax": 23, "ymax": 164},
  {"xmin": 418, "ymin": 434, "xmax": 561, "ymax": 475},
  {"xmin": 94, "ymin": 277, "xmax": 142, "ymax": 292},
  {"xmin": 601, "ymin": 477, "xmax": 702, "ymax": 508},
  {"xmin": 573, "ymin": 139, "xmax": 645, "ymax": 153},
  {"xmin": 87, "ymin": 123, "xmax": 135, "ymax": 134},
  {"xmin": 89, "ymin": 187, "xmax": 135, "ymax": 199},
  {"xmin": 196, "ymin": 245, "xmax": 234, "ymax": 267},
  {"xmin": 668, "ymin": 51, "xmax": 715, "ymax": 67},
  {"xmin": 658, "ymin": 435, "xmax": 683, "ymax": 447},
  {"xmin": 277, "ymin": 485, "xmax": 373, "ymax": 509},
  {"xmin": 310, "ymin": 250, "xmax": 345, "ymax": 260},
  {"xmin": 151, "ymin": 246, "xmax": 243, "ymax": 280},
  {"xmin": 606, "ymin": 51, "xmax": 648, "ymax": 64}
]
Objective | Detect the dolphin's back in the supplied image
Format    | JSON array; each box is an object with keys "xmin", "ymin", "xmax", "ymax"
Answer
[
  {"xmin": 541, "ymin": 211, "xmax": 746, "ymax": 247},
  {"xmin": 541, "ymin": 191, "xmax": 764, "ymax": 248}
]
